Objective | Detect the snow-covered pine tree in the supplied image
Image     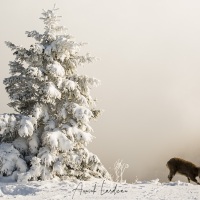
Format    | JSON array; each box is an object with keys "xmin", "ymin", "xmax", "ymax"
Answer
[{"xmin": 0, "ymin": 6, "xmax": 111, "ymax": 182}]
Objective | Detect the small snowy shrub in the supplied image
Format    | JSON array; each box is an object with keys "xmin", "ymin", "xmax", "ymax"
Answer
[
  {"xmin": 0, "ymin": 6, "xmax": 111, "ymax": 182},
  {"xmin": 114, "ymin": 160, "xmax": 129, "ymax": 183}
]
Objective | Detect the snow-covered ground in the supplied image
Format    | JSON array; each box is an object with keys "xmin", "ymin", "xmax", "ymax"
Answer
[{"xmin": 0, "ymin": 178, "xmax": 199, "ymax": 200}]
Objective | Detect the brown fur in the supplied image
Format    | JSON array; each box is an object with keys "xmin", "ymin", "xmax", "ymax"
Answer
[{"xmin": 166, "ymin": 158, "xmax": 200, "ymax": 184}]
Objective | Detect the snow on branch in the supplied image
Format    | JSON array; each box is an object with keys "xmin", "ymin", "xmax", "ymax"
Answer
[
  {"xmin": 9, "ymin": 61, "xmax": 25, "ymax": 75},
  {"xmin": 17, "ymin": 157, "xmax": 42, "ymax": 182},
  {"xmin": 71, "ymin": 127, "xmax": 94, "ymax": 145},
  {"xmin": 42, "ymin": 129, "xmax": 73, "ymax": 152},
  {"xmin": 39, "ymin": 82, "xmax": 61, "ymax": 103},
  {"xmin": 0, "ymin": 114, "xmax": 36, "ymax": 141},
  {"xmin": 5, "ymin": 42, "xmax": 29, "ymax": 61},
  {"xmin": 25, "ymin": 30, "xmax": 43, "ymax": 41},
  {"xmin": 32, "ymin": 103, "xmax": 49, "ymax": 122},
  {"xmin": 18, "ymin": 116, "xmax": 36, "ymax": 137},
  {"xmin": 46, "ymin": 61, "xmax": 65, "ymax": 78},
  {"xmin": 76, "ymin": 53, "xmax": 96, "ymax": 65},
  {"xmin": 0, "ymin": 143, "xmax": 27, "ymax": 176},
  {"xmin": 72, "ymin": 103, "xmax": 93, "ymax": 123},
  {"xmin": 40, "ymin": 7, "xmax": 61, "ymax": 26},
  {"xmin": 37, "ymin": 147, "xmax": 55, "ymax": 166}
]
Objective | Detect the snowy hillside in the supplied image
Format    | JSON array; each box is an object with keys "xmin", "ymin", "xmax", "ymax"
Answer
[{"xmin": 0, "ymin": 179, "xmax": 199, "ymax": 200}]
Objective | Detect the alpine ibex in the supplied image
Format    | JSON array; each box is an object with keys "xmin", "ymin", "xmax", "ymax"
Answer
[{"xmin": 166, "ymin": 158, "xmax": 200, "ymax": 184}]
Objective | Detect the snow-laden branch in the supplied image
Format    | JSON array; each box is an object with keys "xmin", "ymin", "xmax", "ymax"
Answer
[{"xmin": 0, "ymin": 114, "xmax": 36, "ymax": 141}]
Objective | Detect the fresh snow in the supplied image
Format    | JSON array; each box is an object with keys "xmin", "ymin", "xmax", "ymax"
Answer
[{"xmin": 0, "ymin": 178, "xmax": 199, "ymax": 200}]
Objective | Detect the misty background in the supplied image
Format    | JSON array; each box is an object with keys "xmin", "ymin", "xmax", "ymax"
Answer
[{"xmin": 1, "ymin": 0, "xmax": 200, "ymax": 183}]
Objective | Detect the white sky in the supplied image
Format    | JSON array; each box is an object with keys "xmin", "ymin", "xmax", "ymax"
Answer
[{"xmin": 1, "ymin": 0, "xmax": 200, "ymax": 182}]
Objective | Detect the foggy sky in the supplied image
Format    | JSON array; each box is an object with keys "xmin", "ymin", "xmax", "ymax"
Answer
[{"xmin": 1, "ymin": 0, "xmax": 200, "ymax": 183}]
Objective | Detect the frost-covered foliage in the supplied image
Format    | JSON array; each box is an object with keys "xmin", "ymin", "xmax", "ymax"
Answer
[
  {"xmin": 1, "ymin": 6, "xmax": 111, "ymax": 182},
  {"xmin": 0, "ymin": 114, "xmax": 36, "ymax": 140},
  {"xmin": 114, "ymin": 160, "xmax": 129, "ymax": 183},
  {"xmin": 0, "ymin": 143, "xmax": 27, "ymax": 177}
]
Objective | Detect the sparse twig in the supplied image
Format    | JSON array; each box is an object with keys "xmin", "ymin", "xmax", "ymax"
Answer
[{"xmin": 114, "ymin": 159, "xmax": 129, "ymax": 183}]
